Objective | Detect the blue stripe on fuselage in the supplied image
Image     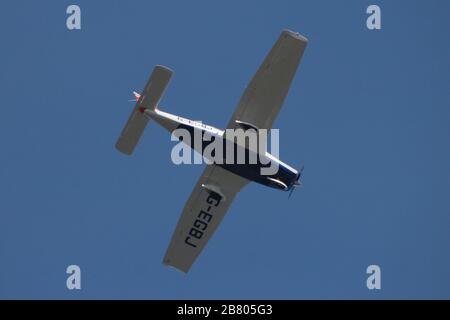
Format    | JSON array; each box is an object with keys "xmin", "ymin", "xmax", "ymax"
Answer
[{"xmin": 174, "ymin": 123, "xmax": 298, "ymax": 190}]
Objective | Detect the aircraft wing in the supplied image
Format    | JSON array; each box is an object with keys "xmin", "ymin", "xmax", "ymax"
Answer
[
  {"xmin": 163, "ymin": 165, "xmax": 249, "ymax": 272},
  {"xmin": 226, "ymin": 30, "xmax": 308, "ymax": 130}
]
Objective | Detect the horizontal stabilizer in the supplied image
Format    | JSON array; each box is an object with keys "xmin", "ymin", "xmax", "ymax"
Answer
[{"xmin": 115, "ymin": 65, "xmax": 173, "ymax": 155}]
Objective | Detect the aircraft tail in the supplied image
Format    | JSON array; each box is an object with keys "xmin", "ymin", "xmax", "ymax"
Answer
[{"xmin": 115, "ymin": 65, "xmax": 173, "ymax": 155}]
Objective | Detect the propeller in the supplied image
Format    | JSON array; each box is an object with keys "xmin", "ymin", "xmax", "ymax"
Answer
[
  {"xmin": 288, "ymin": 165, "xmax": 304, "ymax": 199},
  {"xmin": 288, "ymin": 186, "xmax": 295, "ymax": 198}
]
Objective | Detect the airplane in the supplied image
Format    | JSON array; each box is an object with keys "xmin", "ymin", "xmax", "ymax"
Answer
[{"xmin": 115, "ymin": 30, "xmax": 308, "ymax": 273}]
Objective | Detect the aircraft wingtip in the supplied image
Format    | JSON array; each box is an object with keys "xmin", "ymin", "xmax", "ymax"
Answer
[
  {"xmin": 163, "ymin": 259, "xmax": 189, "ymax": 274},
  {"xmin": 283, "ymin": 29, "xmax": 308, "ymax": 43}
]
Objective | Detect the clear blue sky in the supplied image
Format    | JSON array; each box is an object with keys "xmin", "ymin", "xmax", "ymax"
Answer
[{"xmin": 0, "ymin": 0, "xmax": 449, "ymax": 299}]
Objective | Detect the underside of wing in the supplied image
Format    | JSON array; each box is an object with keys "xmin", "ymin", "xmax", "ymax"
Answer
[
  {"xmin": 227, "ymin": 30, "xmax": 308, "ymax": 130},
  {"xmin": 163, "ymin": 165, "xmax": 249, "ymax": 273}
]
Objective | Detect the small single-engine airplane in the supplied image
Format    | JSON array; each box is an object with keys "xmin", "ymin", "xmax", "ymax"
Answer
[{"xmin": 116, "ymin": 30, "xmax": 308, "ymax": 273}]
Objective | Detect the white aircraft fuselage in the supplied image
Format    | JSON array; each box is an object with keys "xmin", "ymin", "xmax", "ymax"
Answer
[{"xmin": 142, "ymin": 107, "xmax": 301, "ymax": 191}]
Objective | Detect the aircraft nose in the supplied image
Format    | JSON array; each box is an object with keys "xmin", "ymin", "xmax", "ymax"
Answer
[{"xmin": 295, "ymin": 167, "xmax": 304, "ymax": 186}]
